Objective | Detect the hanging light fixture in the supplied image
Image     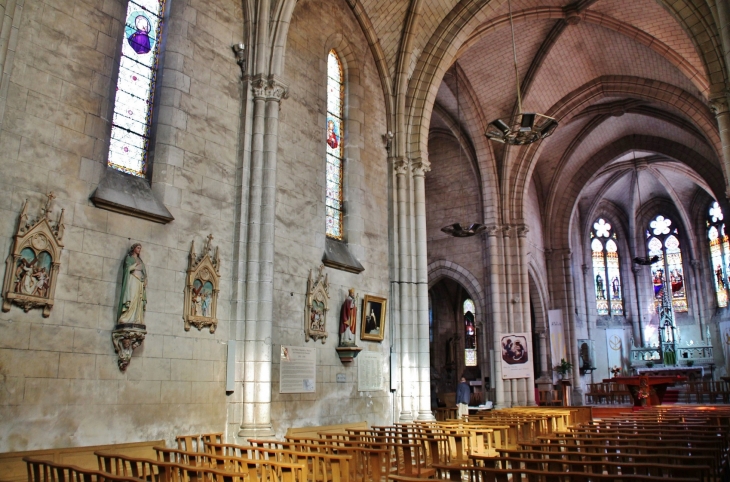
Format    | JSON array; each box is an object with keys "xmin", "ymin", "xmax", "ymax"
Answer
[
  {"xmin": 485, "ymin": 0, "xmax": 558, "ymax": 145},
  {"xmin": 631, "ymin": 156, "xmax": 659, "ymax": 265},
  {"xmin": 441, "ymin": 63, "xmax": 486, "ymax": 238}
]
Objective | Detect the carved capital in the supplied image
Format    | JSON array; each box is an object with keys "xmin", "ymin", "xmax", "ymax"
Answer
[
  {"xmin": 411, "ymin": 157, "xmax": 431, "ymax": 176},
  {"xmin": 251, "ymin": 74, "xmax": 289, "ymax": 101},
  {"xmin": 394, "ymin": 157, "xmax": 409, "ymax": 175},
  {"xmin": 502, "ymin": 225, "xmax": 512, "ymax": 238},
  {"xmin": 484, "ymin": 224, "xmax": 500, "ymax": 237},
  {"xmin": 710, "ymin": 95, "xmax": 729, "ymax": 117},
  {"xmin": 516, "ymin": 224, "xmax": 529, "ymax": 237}
]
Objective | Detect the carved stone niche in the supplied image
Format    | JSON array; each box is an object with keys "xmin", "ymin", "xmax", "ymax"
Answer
[
  {"xmin": 184, "ymin": 234, "xmax": 220, "ymax": 333},
  {"xmin": 305, "ymin": 265, "xmax": 329, "ymax": 343},
  {"xmin": 2, "ymin": 193, "xmax": 64, "ymax": 317}
]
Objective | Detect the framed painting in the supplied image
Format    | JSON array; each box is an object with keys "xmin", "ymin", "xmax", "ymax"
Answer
[{"xmin": 360, "ymin": 295, "xmax": 386, "ymax": 342}]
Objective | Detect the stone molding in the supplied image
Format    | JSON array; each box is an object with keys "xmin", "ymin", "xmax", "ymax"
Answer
[
  {"xmin": 710, "ymin": 94, "xmax": 729, "ymax": 116},
  {"xmin": 484, "ymin": 224, "xmax": 500, "ymax": 237},
  {"xmin": 394, "ymin": 157, "xmax": 409, "ymax": 175},
  {"xmin": 516, "ymin": 224, "xmax": 530, "ymax": 237},
  {"xmin": 90, "ymin": 168, "xmax": 174, "ymax": 224},
  {"xmin": 411, "ymin": 157, "xmax": 431, "ymax": 176}
]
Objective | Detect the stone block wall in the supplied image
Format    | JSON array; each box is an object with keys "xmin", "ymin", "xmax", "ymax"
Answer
[
  {"xmin": 0, "ymin": 0, "xmax": 243, "ymax": 451},
  {"xmin": 269, "ymin": 0, "xmax": 393, "ymax": 435}
]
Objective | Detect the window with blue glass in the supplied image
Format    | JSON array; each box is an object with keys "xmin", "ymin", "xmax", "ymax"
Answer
[
  {"xmin": 646, "ymin": 214, "xmax": 688, "ymax": 313},
  {"xmin": 707, "ymin": 201, "xmax": 729, "ymax": 308},
  {"xmin": 107, "ymin": 0, "xmax": 167, "ymax": 177},
  {"xmin": 590, "ymin": 218, "xmax": 623, "ymax": 316}
]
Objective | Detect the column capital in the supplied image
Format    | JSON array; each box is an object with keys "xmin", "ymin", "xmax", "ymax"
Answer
[
  {"xmin": 411, "ymin": 157, "xmax": 431, "ymax": 176},
  {"xmin": 710, "ymin": 94, "xmax": 729, "ymax": 117},
  {"xmin": 516, "ymin": 224, "xmax": 529, "ymax": 237},
  {"xmin": 502, "ymin": 225, "xmax": 512, "ymax": 238},
  {"xmin": 394, "ymin": 157, "xmax": 409, "ymax": 175},
  {"xmin": 251, "ymin": 74, "xmax": 289, "ymax": 101},
  {"xmin": 484, "ymin": 224, "xmax": 500, "ymax": 237}
]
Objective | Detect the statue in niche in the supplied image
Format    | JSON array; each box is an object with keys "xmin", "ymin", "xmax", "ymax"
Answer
[
  {"xmin": 112, "ymin": 242, "xmax": 148, "ymax": 372},
  {"xmin": 117, "ymin": 243, "xmax": 147, "ymax": 324},
  {"xmin": 2, "ymin": 193, "xmax": 64, "ymax": 317},
  {"xmin": 339, "ymin": 288, "xmax": 358, "ymax": 346},
  {"xmin": 304, "ymin": 265, "xmax": 329, "ymax": 343},
  {"xmin": 184, "ymin": 234, "xmax": 220, "ymax": 333}
]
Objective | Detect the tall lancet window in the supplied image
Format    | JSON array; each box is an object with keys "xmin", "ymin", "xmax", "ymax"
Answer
[
  {"xmin": 326, "ymin": 50, "xmax": 345, "ymax": 239},
  {"xmin": 647, "ymin": 215, "xmax": 688, "ymax": 313},
  {"xmin": 464, "ymin": 298, "xmax": 477, "ymax": 366},
  {"xmin": 707, "ymin": 202, "xmax": 729, "ymax": 308},
  {"xmin": 108, "ymin": 0, "xmax": 168, "ymax": 177},
  {"xmin": 590, "ymin": 219, "xmax": 623, "ymax": 316}
]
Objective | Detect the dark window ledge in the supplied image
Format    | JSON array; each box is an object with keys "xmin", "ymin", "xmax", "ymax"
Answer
[
  {"xmin": 90, "ymin": 168, "xmax": 174, "ymax": 224},
  {"xmin": 323, "ymin": 237, "xmax": 364, "ymax": 274}
]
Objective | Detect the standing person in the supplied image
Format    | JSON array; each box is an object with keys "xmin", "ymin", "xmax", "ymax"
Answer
[{"xmin": 456, "ymin": 376, "xmax": 470, "ymax": 419}]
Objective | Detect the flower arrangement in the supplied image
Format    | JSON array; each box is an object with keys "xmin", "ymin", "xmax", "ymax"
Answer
[
  {"xmin": 610, "ymin": 366, "xmax": 621, "ymax": 377},
  {"xmin": 637, "ymin": 388, "xmax": 650, "ymax": 400}
]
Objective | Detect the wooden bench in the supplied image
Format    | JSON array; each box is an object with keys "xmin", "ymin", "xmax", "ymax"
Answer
[{"xmin": 24, "ymin": 457, "xmax": 146, "ymax": 482}]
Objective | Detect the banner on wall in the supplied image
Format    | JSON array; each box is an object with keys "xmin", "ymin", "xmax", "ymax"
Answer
[
  {"xmin": 548, "ymin": 309, "xmax": 566, "ymax": 373},
  {"xmin": 500, "ymin": 332, "xmax": 534, "ymax": 379},
  {"xmin": 605, "ymin": 328, "xmax": 625, "ymax": 373},
  {"xmin": 720, "ymin": 321, "xmax": 730, "ymax": 372}
]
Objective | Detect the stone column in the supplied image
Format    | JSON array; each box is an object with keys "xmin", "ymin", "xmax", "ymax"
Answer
[
  {"xmin": 412, "ymin": 159, "xmax": 435, "ymax": 421},
  {"xmin": 563, "ymin": 251, "xmax": 583, "ymax": 404},
  {"xmin": 486, "ymin": 225, "xmax": 505, "ymax": 408},
  {"xmin": 0, "ymin": 0, "xmax": 23, "ymax": 128},
  {"xmin": 395, "ymin": 157, "xmax": 414, "ymax": 421},
  {"xmin": 689, "ymin": 259, "xmax": 706, "ymax": 341},
  {"xmin": 239, "ymin": 75, "xmax": 287, "ymax": 438},
  {"xmin": 517, "ymin": 225, "xmax": 536, "ymax": 406}
]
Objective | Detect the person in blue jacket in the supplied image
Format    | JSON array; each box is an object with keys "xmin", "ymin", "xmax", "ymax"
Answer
[{"xmin": 456, "ymin": 376, "xmax": 470, "ymax": 419}]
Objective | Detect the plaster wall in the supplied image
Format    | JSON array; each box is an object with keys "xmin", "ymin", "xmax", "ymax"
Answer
[{"xmin": 0, "ymin": 0, "xmax": 243, "ymax": 451}]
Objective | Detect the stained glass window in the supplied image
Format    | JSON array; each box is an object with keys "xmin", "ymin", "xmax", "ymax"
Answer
[
  {"xmin": 107, "ymin": 0, "xmax": 167, "ymax": 177},
  {"xmin": 464, "ymin": 298, "xmax": 477, "ymax": 366},
  {"xmin": 707, "ymin": 202, "xmax": 728, "ymax": 307},
  {"xmin": 646, "ymin": 214, "xmax": 688, "ymax": 313},
  {"xmin": 590, "ymin": 218, "xmax": 623, "ymax": 316},
  {"xmin": 326, "ymin": 50, "xmax": 344, "ymax": 239}
]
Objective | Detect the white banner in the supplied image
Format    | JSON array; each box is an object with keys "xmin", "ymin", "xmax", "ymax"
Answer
[
  {"xmin": 548, "ymin": 309, "xmax": 565, "ymax": 383},
  {"xmin": 605, "ymin": 328, "xmax": 625, "ymax": 373},
  {"xmin": 500, "ymin": 333, "xmax": 533, "ymax": 379},
  {"xmin": 720, "ymin": 321, "xmax": 730, "ymax": 373}
]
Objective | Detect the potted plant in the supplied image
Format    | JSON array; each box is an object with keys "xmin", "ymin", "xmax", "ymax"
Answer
[
  {"xmin": 554, "ymin": 358, "xmax": 573, "ymax": 380},
  {"xmin": 646, "ymin": 361, "xmax": 654, "ymax": 368},
  {"xmin": 686, "ymin": 360, "xmax": 694, "ymax": 367}
]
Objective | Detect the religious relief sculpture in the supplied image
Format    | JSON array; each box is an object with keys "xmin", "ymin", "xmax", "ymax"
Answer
[
  {"xmin": 112, "ymin": 243, "xmax": 147, "ymax": 371},
  {"xmin": 304, "ymin": 264, "xmax": 329, "ymax": 343},
  {"xmin": 2, "ymin": 193, "xmax": 64, "ymax": 317},
  {"xmin": 183, "ymin": 234, "xmax": 220, "ymax": 333}
]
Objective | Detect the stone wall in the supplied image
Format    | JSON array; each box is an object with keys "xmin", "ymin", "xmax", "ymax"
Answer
[
  {"xmin": 268, "ymin": 0, "xmax": 392, "ymax": 435},
  {"xmin": 0, "ymin": 0, "xmax": 242, "ymax": 451}
]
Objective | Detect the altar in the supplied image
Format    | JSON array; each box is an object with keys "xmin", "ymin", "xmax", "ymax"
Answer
[
  {"xmin": 604, "ymin": 375, "xmax": 685, "ymax": 406},
  {"xmin": 634, "ymin": 365, "xmax": 704, "ymax": 380}
]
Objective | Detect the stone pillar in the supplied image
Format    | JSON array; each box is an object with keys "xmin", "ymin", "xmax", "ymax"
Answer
[
  {"xmin": 395, "ymin": 157, "xmax": 414, "ymax": 422},
  {"xmin": 563, "ymin": 251, "xmax": 583, "ymax": 405},
  {"xmin": 486, "ymin": 225, "xmax": 505, "ymax": 408},
  {"xmin": 412, "ymin": 158, "xmax": 435, "ymax": 421},
  {"xmin": 517, "ymin": 225, "xmax": 536, "ymax": 406},
  {"xmin": 239, "ymin": 75, "xmax": 287, "ymax": 438},
  {"xmin": 690, "ymin": 259, "xmax": 706, "ymax": 341},
  {"xmin": 0, "ymin": 0, "xmax": 23, "ymax": 128}
]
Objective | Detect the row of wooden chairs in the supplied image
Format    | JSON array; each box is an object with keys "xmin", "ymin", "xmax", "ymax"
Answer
[{"xmin": 584, "ymin": 383, "xmax": 631, "ymax": 404}]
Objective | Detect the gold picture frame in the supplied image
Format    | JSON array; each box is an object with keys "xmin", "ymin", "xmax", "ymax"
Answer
[{"xmin": 360, "ymin": 295, "xmax": 386, "ymax": 342}]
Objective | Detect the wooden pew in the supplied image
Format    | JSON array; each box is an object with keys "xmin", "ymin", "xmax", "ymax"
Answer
[{"xmin": 25, "ymin": 457, "xmax": 146, "ymax": 482}]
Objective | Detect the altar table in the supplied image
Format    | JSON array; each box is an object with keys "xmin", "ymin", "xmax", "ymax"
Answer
[{"xmin": 603, "ymin": 375, "xmax": 685, "ymax": 407}]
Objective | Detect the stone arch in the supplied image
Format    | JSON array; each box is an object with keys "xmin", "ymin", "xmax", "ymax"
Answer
[
  {"xmin": 428, "ymin": 259, "xmax": 486, "ymax": 327},
  {"xmin": 513, "ymin": 76, "xmax": 721, "ymax": 224}
]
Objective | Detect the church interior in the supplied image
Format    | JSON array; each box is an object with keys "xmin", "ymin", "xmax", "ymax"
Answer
[{"xmin": 2, "ymin": 0, "xmax": 730, "ymax": 477}]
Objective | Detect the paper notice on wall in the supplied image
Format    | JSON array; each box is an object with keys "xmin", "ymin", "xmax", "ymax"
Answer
[
  {"xmin": 720, "ymin": 321, "xmax": 730, "ymax": 372},
  {"xmin": 605, "ymin": 328, "xmax": 625, "ymax": 373},
  {"xmin": 279, "ymin": 345, "xmax": 316, "ymax": 393},
  {"xmin": 500, "ymin": 333, "xmax": 533, "ymax": 379},
  {"xmin": 358, "ymin": 351, "xmax": 383, "ymax": 391}
]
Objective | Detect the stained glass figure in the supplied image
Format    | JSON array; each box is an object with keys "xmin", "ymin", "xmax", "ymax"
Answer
[
  {"xmin": 464, "ymin": 299, "xmax": 477, "ymax": 366},
  {"xmin": 108, "ymin": 0, "xmax": 167, "ymax": 177},
  {"xmin": 326, "ymin": 50, "xmax": 344, "ymax": 239},
  {"xmin": 646, "ymin": 215, "xmax": 688, "ymax": 313},
  {"xmin": 708, "ymin": 202, "xmax": 728, "ymax": 307},
  {"xmin": 590, "ymin": 218, "xmax": 623, "ymax": 316}
]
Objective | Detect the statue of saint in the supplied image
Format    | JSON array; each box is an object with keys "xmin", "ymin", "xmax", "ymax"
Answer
[
  {"xmin": 339, "ymin": 288, "xmax": 357, "ymax": 346},
  {"xmin": 117, "ymin": 243, "xmax": 147, "ymax": 325}
]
